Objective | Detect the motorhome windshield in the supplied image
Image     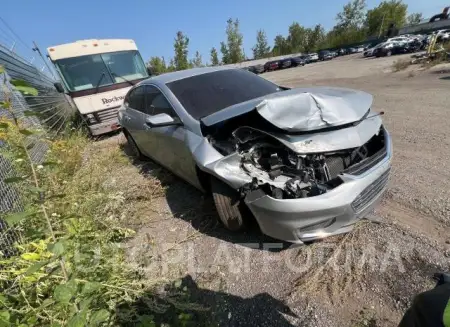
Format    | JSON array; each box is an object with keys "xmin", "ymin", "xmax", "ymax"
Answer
[{"xmin": 55, "ymin": 50, "xmax": 148, "ymax": 92}]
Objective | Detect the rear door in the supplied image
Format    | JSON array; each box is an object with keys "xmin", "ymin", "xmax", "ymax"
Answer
[{"xmin": 140, "ymin": 85, "xmax": 200, "ymax": 188}]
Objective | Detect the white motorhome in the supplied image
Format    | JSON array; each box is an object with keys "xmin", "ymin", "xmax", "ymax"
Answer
[{"xmin": 47, "ymin": 39, "xmax": 149, "ymax": 135}]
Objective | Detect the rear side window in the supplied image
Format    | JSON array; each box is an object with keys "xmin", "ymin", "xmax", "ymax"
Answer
[
  {"xmin": 167, "ymin": 69, "xmax": 279, "ymax": 119},
  {"xmin": 127, "ymin": 86, "xmax": 146, "ymax": 112}
]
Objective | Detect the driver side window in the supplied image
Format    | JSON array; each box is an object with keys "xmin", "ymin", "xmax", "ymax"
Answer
[{"xmin": 145, "ymin": 85, "xmax": 178, "ymax": 118}]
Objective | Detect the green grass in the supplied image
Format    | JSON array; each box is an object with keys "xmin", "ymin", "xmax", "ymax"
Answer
[{"xmin": 0, "ymin": 125, "xmax": 203, "ymax": 326}]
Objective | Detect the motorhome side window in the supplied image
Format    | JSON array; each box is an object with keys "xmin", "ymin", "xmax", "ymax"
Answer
[
  {"xmin": 128, "ymin": 86, "xmax": 146, "ymax": 113},
  {"xmin": 145, "ymin": 85, "xmax": 177, "ymax": 118}
]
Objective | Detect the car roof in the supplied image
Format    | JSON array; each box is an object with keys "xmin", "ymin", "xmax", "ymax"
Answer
[{"xmin": 141, "ymin": 66, "xmax": 233, "ymax": 85}]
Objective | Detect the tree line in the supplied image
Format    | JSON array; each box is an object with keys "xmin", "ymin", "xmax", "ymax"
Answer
[{"xmin": 147, "ymin": 0, "xmax": 423, "ymax": 74}]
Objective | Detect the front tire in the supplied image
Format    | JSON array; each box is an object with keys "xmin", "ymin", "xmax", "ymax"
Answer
[
  {"xmin": 124, "ymin": 130, "xmax": 144, "ymax": 160},
  {"xmin": 211, "ymin": 177, "xmax": 247, "ymax": 231}
]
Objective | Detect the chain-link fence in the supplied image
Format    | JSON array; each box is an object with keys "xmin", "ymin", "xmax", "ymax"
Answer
[{"xmin": 0, "ymin": 40, "xmax": 75, "ymax": 257}]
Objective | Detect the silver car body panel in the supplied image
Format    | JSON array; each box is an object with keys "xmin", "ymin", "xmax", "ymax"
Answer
[
  {"xmin": 244, "ymin": 130, "xmax": 392, "ymax": 243},
  {"xmin": 118, "ymin": 67, "xmax": 392, "ymax": 243},
  {"xmin": 185, "ymin": 131, "xmax": 252, "ymax": 189},
  {"xmin": 201, "ymin": 87, "xmax": 373, "ymax": 133},
  {"xmin": 231, "ymin": 114, "xmax": 382, "ymax": 154}
]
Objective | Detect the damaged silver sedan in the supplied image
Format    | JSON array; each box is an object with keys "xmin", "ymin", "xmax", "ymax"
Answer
[{"xmin": 118, "ymin": 67, "xmax": 392, "ymax": 243}]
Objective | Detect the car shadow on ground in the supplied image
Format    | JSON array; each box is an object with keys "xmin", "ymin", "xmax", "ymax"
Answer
[
  {"xmin": 115, "ymin": 274, "xmax": 299, "ymax": 327},
  {"xmin": 120, "ymin": 141, "xmax": 292, "ymax": 252}
]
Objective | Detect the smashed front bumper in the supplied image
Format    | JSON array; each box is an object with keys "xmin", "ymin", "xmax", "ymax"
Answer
[{"xmin": 244, "ymin": 130, "xmax": 393, "ymax": 244}]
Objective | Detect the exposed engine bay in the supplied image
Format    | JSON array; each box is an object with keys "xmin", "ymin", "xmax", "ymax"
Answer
[{"xmin": 206, "ymin": 123, "xmax": 386, "ymax": 200}]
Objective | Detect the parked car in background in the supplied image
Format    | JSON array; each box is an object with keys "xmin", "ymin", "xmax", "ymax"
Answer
[
  {"xmin": 264, "ymin": 60, "xmax": 280, "ymax": 71},
  {"xmin": 338, "ymin": 48, "xmax": 347, "ymax": 56},
  {"xmin": 363, "ymin": 48, "xmax": 373, "ymax": 57},
  {"xmin": 300, "ymin": 55, "xmax": 311, "ymax": 64},
  {"xmin": 364, "ymin": 43, "xmax": 384, "ymax": 57},
  {"xmin": 319, "ymin": 50, "xmax": 333, "ymax": 61},
  {"xmin": 247, "ymin": 64, "xmax": 265, "ymax": 74},
  {"xmin": 373, "ymin": 41, "xmax": 412, "ymax": 57},
  {"xmin": 348, "ymin": 48, "xmax": 358, "ymax": 54},
  {"xmin": 118, "ymin": 66, "xmax": 392, "ymax": 243},
  {"xmin": 405, "ymin": 38, "xmax": 423, "ymax": 52},
  {"xmin": 279, "ymin": 58, "xmax": 292, "ymax": 69},
  {"xmin": 330, "ymin": 51, "xmax": 338, "ymax": 57},
  {"xmin": 291, "ymin": 56, "xmax": 306, "ymax": 67},
  {"xmin": 436, "ymin": 29, "xmax": 450, "ymax": 42},
  {"xmin": 387, "ymin": 36, "xmax": 411, "ymax": 43},
  {"xmin": 307, "ymin": 53, "xmax": 319, "ymax": 62}
]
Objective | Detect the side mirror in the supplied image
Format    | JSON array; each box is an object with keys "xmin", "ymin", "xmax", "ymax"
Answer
[
  {"xmin": 145, "ymin": 113, "xmax": 181, "ymax": 128},
  {"xmin": 146, "ymin": 67, "xmax": 153, "ymax": 76},
  {"xmin": 54, "ymin": 82, "xmax": 65, "ymax": 93}
]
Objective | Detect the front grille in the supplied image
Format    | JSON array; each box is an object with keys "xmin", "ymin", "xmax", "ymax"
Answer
[
  {"xmin": 94, "ymin": 106, "xmax": 120, "ymax": 123},
  {"xmin": 352, "ymin": 168, "xmax": 390, "ymax": 213}
]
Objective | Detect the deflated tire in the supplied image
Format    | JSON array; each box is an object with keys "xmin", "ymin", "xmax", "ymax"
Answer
[{"xmin": 211, "ymin": 177, "xmax": 247, "ymax": 231}]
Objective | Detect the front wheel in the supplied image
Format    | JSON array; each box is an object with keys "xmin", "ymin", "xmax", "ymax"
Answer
[
  {"xmin": 386, "ymin": 50, "xmax": 392, "ymax": 57},
  {"xmin": 211, "ymin": 177, "xmax": 247, "ymax": 231},
  {"xmin": 124, "ymin": 131, "xmax": 145, "ymax": 160}
]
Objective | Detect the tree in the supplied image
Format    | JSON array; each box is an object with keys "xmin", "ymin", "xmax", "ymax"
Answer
[
  {"xmin": 365, "ymin": 0, "xmax": 408, "ymax": 37},
  {"xmin": 191, "ymin": 51, "xmax": 203, "ymax": 67},
  {"xmin": 220, "ymin": 18, "xmax": 245, "ymax": 64},
  {"xmin": 220, "ymin": 41, "xmax": 229, "ymax": 64},
  {"xmin": 147, "ymin": 56, "xmax": 166, "ymax": 75},
  {"xmin": 272, "ymin": 35, "xmax": 290, "ymax": 56},
  {"xmin": 210, "ymin": 47, "xmax": 219, "ymax": 66},
  {"xmin": 407, "ymin": 12, "xmax": 423, "ymax": 25},
  {"xmin": 287, "ymin": 22, "xmax": 307, "ymax": 53},
  {"xmin": 252, "ymin": 29, "xmax": 270, "ymax": 59},
  {"xmin": 325, "ymin": 0, "xmax": 367, "ymax": 47},
  {"xmin": 304, "ymin": 24, "xmax": 326, "ymax": 53},
  {"xmin": 336, "ymin": 0, "xmax": 367, "ymax": 29},
  {"xmin": 173, "ymin": 31, "xmax": 190, "ymax": 71},
  {"xmin": 167, "ymin": 58, "xmax": 176, "ymax": 72}
]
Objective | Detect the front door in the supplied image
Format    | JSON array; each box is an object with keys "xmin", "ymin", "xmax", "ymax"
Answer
[{"xmin": 140, "ymin": 85, "xmax": 200, "ymax": 188}]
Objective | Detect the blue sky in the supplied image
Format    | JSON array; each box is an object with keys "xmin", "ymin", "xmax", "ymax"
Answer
[{"xmin": 1, "ymin": 0, "xmax": 448, "ymax": 65}]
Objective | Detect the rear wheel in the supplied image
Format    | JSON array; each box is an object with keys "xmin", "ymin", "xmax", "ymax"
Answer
[
  {"xmin": 210, "ymin": 177, "xmax": 247, "ymax": 231},
  {"xmin": 386, "ymin": 50, "xmax": 392, "ymax": 57}
]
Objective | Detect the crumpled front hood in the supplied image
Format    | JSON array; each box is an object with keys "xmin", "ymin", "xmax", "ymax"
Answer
[
  {"xmin": 256, "ymin": 87, "xmax": 372, "ymax": 132},
  {"xmin": 201, "ymin": 87, "xmax": 373, "ymax": 132}
]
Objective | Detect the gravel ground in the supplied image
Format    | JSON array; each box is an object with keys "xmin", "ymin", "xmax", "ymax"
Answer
[{"xmin": 107, "ymin": 54, "xmax": 450, "ymax": 326}]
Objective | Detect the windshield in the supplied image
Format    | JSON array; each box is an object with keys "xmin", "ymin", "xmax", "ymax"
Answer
[
  {"xmin": 55, "ymin": 50, "xmax": 148, "ymax": 92},
  {"xmin": 167, "ymin": 69, "xmax": 281, "ymax": 119}
]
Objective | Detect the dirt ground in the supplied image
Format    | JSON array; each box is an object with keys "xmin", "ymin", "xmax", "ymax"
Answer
[{"xmin": 102, "ymin": 53, "xmax": 450, "ymax": 327}]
